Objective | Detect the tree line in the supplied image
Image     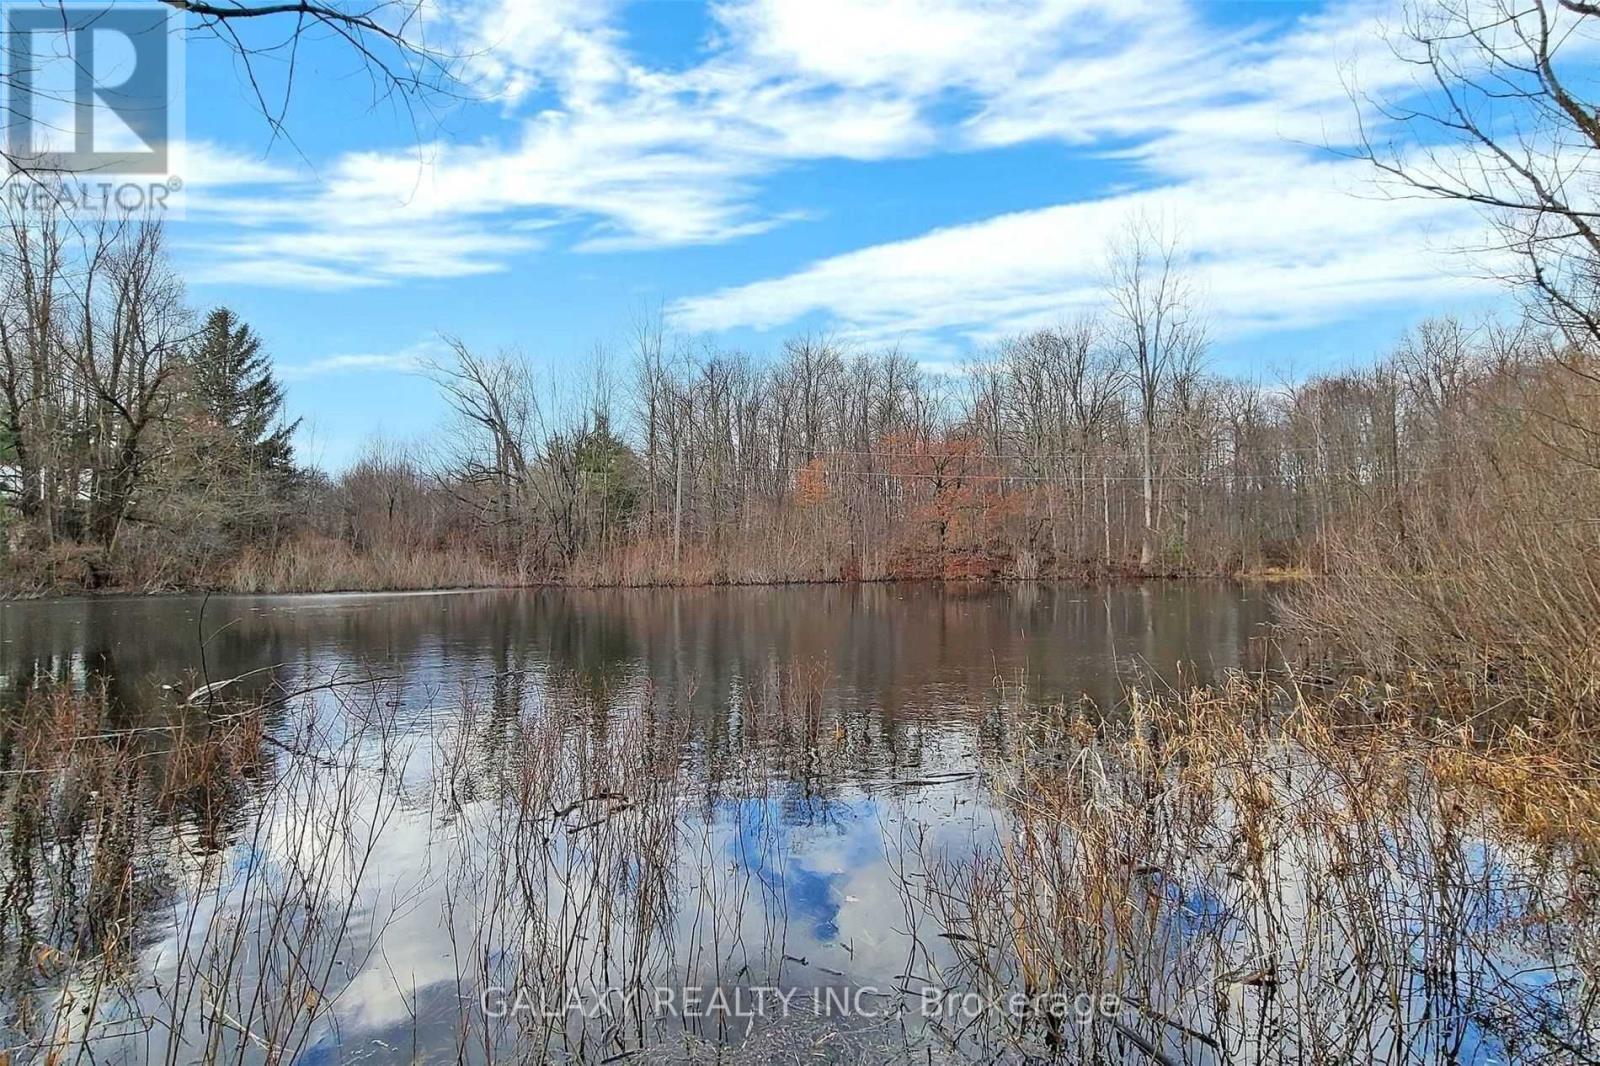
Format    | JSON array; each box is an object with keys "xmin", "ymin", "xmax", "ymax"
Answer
[
  {"xmin": 0, "ymin": 207, "xmax": 299, "ymax": 590},
  {"xmin": 0, "ymin": 200, "xmax": 1573, "ymax": 594},
  {"xmin": 4, "ymin": 0, "xmax": 1598, "ymax": 594},
  {"xmin": 302, "ymin": 267, "xmax": 1570, "ymax": 591}
]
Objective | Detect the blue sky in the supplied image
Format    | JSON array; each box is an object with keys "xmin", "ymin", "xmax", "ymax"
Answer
[{"xmin": 161, "ymin": 0, "xmax": 1512, "ymax": 468}]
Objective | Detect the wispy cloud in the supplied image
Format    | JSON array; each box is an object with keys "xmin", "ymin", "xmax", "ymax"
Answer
[
  {"xmin": 667, "ymin": 156, "xmax": 1494, "ymax": 346},
  {"xmin": 666, "ymin": 0, "xmax": 1503, "ymax": 345},
  {"xmin": 183, "ymin": 141, "xmax": 301, "ymax": 186},
  {"xmin": 278, "ymin": 343, "xmax": 438, "ymax": 380},
  {"xmin": 185, "ymin": 0, "xmax": 1496, "ymax": 348},
  {"xmin": 183, "ymin": 0, "xmax": 1261, "ymax": 286}
]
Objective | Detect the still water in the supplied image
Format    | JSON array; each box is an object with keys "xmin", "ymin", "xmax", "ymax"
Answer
[
  {"xmin": 1, "ymin": 584, "xmax": 1307, "ymax": 1063},
  {"xmin": 0, "ymin": 582, "xmax": 1275, "ymax": 722}
]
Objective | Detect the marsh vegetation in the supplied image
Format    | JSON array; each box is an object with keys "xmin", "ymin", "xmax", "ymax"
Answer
[{"xmin": 0, "ymin": 583, "xmax": 1592, "ymax": 1064}]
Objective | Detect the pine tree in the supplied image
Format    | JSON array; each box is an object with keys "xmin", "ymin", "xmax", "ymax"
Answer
[
  {"xmin": 171, "ymin": 307, "xmax": 302, "ymax": 555},
  {"xmin": 189, "ymin": 307, "xmax": 299, "ymax": 484},
  {"xmin": 575, "ymin": 410, "xmax": 641, "ymax": 535}
]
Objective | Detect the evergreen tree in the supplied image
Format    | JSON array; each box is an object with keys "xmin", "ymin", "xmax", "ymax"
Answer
[
  {"xmin": 189, "ymin": 307, "xmax": 299, "ymax": 483},
  {"xmin": 575, "ymin": 411, "xmax": 641, "ymax": 535},
  {"xmin": 167, "ymin": 307, "xmax": 303, "ymax": 555}
]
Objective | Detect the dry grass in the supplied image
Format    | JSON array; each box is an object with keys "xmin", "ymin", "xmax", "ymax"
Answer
[
  {"xmin": 226, "ymin": 533, "xmax": 524, "ymax": 593},
  {"xmin": 4, "ymin": 664, "xmax": 1599, "ymax": 1063},
  {"xmin": 902, "ymin": 672, "xmax": 1600, "ymax": 1063},
  {"xmin": 0, "ymin": 683, "xmax": 267, "ymax": 1058},
  {"xmin": 0, "ymin": 675, "xmax": 414, "ymax": 1064},
  {"xmin": 0, "ymin": 673, "xmax": 832, "ymax": 1064}
]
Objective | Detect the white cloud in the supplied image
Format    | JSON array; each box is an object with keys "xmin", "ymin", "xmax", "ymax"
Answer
[
  {"xmin": 182, "ymin": 141, "xmax": 301, "ymax": 186},
  {"xmin": 445, "ymin": 0, "xmax": 626, "ymax": 106},
  {"xmin": 669, "ymin": 154, "xmax": 1494, "ymax": 346},
  {"xmin": 184, "ymin": 0, "xmax": 1508, "ymax": 348},
  {"xmin": 278, "ymin": 341, "xmax": 440, "ymax": 380},
  {"xmin": 185, "ymin": 0, "xmax": 1199, "ymax": 283},
  {"xmin": 718, "ymin": 0, "xmax": 1115, "ymax": 93},
  {"xmin": 191, "ymin": 217, "xmax": 542, "ymax": 288},
  {"xmin": 662, "ymin": 0, "xmax": 1511, "ymax": 345}
]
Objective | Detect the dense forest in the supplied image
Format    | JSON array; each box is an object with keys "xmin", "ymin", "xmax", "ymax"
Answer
[{"xmin": 0, "ymin": 201, "xmax": 1589, "ymax": 597}]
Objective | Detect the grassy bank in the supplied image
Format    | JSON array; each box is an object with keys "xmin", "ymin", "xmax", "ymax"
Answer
[{"xmin": 1, "ymin": 531, "xmax": 1271, "ymax": 598}]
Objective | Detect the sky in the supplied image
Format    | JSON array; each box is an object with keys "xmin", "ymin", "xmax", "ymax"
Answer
[{"xmin": 155, "ymin": 0, "xmax": 1516, "ymax": 468}]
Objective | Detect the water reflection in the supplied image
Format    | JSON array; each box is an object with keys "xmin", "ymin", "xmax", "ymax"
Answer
[
  {"xmin": 0, "ymin": 582, "xmax": 1276, "ymax": 726},
  {"xmin": 1, "ymin": 656, "xmax": 1592, "ymax": 1064},
  {"xmin": 0, "ymin": 583, "xmax": 1302, "ymax": 1064}
]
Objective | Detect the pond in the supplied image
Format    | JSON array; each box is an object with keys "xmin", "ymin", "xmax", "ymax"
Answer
[
  {"xmin": 0, "ymin": 582, "xmax": 1275, "ymax": 725},
  {"xmin": 0, "ymin": 584, "xmax": 1589, "ymax": 1064}
]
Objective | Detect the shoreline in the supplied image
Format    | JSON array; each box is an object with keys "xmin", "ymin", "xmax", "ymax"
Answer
[{"xmin": 0, "ymin": 568, "xmax": 1309, "ymax": 604}]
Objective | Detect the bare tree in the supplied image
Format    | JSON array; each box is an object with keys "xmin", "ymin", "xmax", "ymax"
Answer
[
  {"xmin": 168, "ymin": 0, "xmax": 460, "ymax": 144},
  {"xmin": 1, "ymin": 0, "xmax": 460, "ymax": 176},
  {"xmin": 1353, "ymin": 0, "xmax": 1600, "ymax": 350},
  {"xmin": 421, "ymin": 337, "xmax": 536, "ymax": 556},
  {"xmin": 629, "ymin": 304, "xmax": 668, "ymax": 533},
  {"xmin": 1104, "ymin": 217, "xmax": 1207, "ymax": 566},
  {"xmin": 78, "ymin": 219, "xmax": 188, "ymax": 551},
  {"xmin": 0, "ymin": 192, "xmax": 209, "ymax": 593},
  {"xmin": 0, "ymin": 201, "xmax": 69, "ymax": 536}
]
